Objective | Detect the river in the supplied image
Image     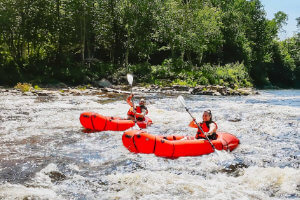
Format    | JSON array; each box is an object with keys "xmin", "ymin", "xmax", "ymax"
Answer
[{"xmin": 0, "ymin": 89, "xmax": 299, "ymax": 199}]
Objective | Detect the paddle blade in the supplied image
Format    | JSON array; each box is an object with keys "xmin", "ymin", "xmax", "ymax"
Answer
[
  {"xmin": 127, "ymin": 74, "xmax": 133, "ymax": 85},
  {"xmin": 177, "ymin": 95, "xmax": 187, "ymax": 108}
]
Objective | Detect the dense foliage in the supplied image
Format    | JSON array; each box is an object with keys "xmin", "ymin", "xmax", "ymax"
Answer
[{"xmin": 0, "ymin": 0, "xmax": 299, "ymax": 88}]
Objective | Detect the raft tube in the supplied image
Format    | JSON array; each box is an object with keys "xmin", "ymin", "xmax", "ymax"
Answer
[
  {"xmin": 80, "ymin": 112, "xmax": 152, "ymax": 131},
  {"xmin": 122, "ymin": 130, "xmax": 239, "ymax": 158},
  {"xmin": 136, "ymin": 117, "xmax": 152, "ymax": 129}
]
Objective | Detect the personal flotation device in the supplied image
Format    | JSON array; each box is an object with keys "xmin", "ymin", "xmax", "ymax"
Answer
[
  {"xmin": 127, "ymin": 105, "xmax": 148, "ymax": 120},
  {"xmin": 191, "ymin": 121, "xmax": 218, "ymax": 139},
  {"xmin": 126, "ymin": 95, "xmax": 148, "ymax": 120}
]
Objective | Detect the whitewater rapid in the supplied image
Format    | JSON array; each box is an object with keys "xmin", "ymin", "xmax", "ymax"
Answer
[{"xmin": 0, "ymin": 89, "xmax": 299, "ymax": 199}]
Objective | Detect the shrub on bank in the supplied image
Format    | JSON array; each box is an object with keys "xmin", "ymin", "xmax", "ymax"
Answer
[
  {"xmin": 14, "ymin": 83, "xmax": 33, "ymax": 92},
  {"xmin": 214, "ymin": 62, "xmax": 253, "ymax": 87},
  {"xmin": 143, "ymin": 62, "xmax": 252, "ymax": 88},
  {"xmin": 7, "ymin": 60, "xmax": 252, "ymax": 89}
]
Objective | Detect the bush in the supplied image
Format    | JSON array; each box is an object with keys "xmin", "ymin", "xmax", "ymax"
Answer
[
  {"xmin": 34, "ymin": 85, "xmax": 42, "ymax": 90},
  {"xmin": 77, "ymin": 85, "xmax": 87, "ymax": 91},
  {"xmin": 14, "ymin": 83, "xmax": 33, "ymax": 92},
  {"xmin": 128, "ymin": 62, "xmax": 152, "ymax": 82},
  {"xmin": 171, "ymin": 78, "xmax": 197, "ymax": 87},
  {"xmin": 166, "ymin": 62, "xmax": 252, "ymax": 88},
  {"xmin": 214, "ymin": 62, "xmax": 252, "ymax": 87},
  {"xmin": 150, "ymin": 59, "xmax": 176, "ymax": 80},
  {"xmin": 198, "ymin": 76, "xmax": 209, "ymax": 85}
]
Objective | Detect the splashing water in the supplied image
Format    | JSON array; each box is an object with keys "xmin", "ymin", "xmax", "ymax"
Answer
[{"xmin": 0, "ymin": 89, "xmax": 299, "ymax": 199}]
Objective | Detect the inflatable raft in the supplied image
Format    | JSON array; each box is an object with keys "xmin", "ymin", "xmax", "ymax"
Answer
[
  {"xmin": 80, "ymin": 112, "xmax": 152, "ymax": 131},
  {"xmin": 122, "ymin": 130, "xmax": 239, "ymax": 158}
]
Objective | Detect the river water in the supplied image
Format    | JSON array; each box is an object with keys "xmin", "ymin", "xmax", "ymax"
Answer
[{"xmin": 0, "ymin": 89, "xmax": 299, "ymax": 199}]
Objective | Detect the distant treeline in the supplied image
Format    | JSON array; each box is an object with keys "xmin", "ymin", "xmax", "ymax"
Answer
[{"xmin": 0, "ymin": 0, "xmax": 299, "ymax": 88}]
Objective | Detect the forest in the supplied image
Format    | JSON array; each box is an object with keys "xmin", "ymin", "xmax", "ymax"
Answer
[{"xmin": 0, "ymin": 0, "xmax": 299, "ymax": 88}]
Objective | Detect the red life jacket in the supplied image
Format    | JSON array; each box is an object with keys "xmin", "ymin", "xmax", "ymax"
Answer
[
  {"xmin": 195, "ymin": 121, "xmax": 217, "ymax": 139},
  {"xmin": 127, "ymin": 105, "xmax": 148, "ymax": 120}
]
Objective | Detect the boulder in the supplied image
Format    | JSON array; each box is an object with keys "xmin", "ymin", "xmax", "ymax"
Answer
[
  {"xmin": 172, "ymin": 85, "xmax": 190, "ymax": 91},
  {"xmin": 210, "ymin": 85, "xmax": 224, "ymax": 91},
  {"xmin": 202, "ymin": 90, "xmax": 215, "ymax": 95},
  {"xmin": 190, "ymin": 85, "xmax": 205, "ymax": 94},
  {"xmin": 227, "ymin": 114, "xmax": 242, "ymax": 122},
  {"xmin": 236, "ymin": 88, "xmax": 252, "ymax": 95},
  {"xmin": 212, "ymin": 92, "xmax": 221, "ymax": 96},
  {"xmin": 160, "ymin": 87, "xmax": 173, "ymax": 91},
  {"xmin": 55, "ymin": 82, "xmax": 68, "ymax": 88},
  {"xmin": 47, "ymin": 171, "xmax": 66, "ymax": 182},
  {"xmin": 96, "ymin": 78, "xmax": 113, "ymax": 88}
]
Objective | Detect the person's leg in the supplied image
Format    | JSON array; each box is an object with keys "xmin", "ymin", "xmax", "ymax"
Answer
[
  {"xmin": 208, "ymin": 133, "xmax": 217, "ymax": 140},
  {"xmin": 136, "ymin": 117, "xmax": 145, "ymax": 121},
  {"xmin": 127, "ymin": 115, "xmax": 134, "ymax": 120}
]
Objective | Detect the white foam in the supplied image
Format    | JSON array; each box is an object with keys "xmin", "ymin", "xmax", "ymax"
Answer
[
  {"xmin": 0, "ymin": 89, "xmax": 299, "ymax": 199},
  {"xmin": 0, "ymin": 183, "xmax": 62, "ymax": 200}
]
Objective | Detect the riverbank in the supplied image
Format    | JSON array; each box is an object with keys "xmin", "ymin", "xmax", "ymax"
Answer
[
  {"xmin": 1, "ymin": 82, "xmax": 259, "ymax": 97},
  {"xmin": 136, "ymin": 84, "xmax": 259, "ymax": 96}
]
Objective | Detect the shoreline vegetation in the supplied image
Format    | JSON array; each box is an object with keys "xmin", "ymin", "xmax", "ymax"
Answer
[{"xmin": 0, "ymin": 0, "xmax": 299, "ymax": 89}]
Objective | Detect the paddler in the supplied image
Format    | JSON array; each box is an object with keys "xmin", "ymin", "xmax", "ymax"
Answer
[
  {"xmin": 127, "ymin": 94, "xmax": 148, "ymax": 121},
  {"xmin": 189, "ymin": 110, "xmax": 218, "ymax": 140}
]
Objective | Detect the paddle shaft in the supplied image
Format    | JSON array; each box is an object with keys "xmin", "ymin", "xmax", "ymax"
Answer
[
  {"xmin": 129, "ymin": 82, "xmax": 138, "ymax": 124},
  {"xmin": 184, "ymin": 107, "xmax": 217, "ymax": 151}
]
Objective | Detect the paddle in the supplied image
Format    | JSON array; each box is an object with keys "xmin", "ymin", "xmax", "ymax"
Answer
[
  {"xmin": 127, "ymin": 74, "xmax": 138, "ymax": 125},
  {"xmin": 127, "ymin": 74, "xmax": 133, "ymax": 94},
  {"xmin": 177, "ymin": 95, "xmax": 219, "ymax": 154}
]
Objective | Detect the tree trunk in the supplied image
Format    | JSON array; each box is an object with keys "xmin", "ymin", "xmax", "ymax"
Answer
[
  {"xmin": 27, "ymin": 43, "xmax": 30, "ymax": 58},
  {"xmin": 125, "ymin": 27, "xmax": 130, "ymax": 70},
  {"xmin": 81, "ymin": 5, "xmax": 86, "ymax": 63},
  {"xmin": 109, "ymin": 0, "xmax": 115, "ymax": 64},
  {"xmin": 56, "ymin": 0, "xmax": 62, "ymax": 64}
]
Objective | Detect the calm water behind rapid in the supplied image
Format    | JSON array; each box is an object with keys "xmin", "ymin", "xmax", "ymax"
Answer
[{"xmin": 0, "ymin": 89, "xmax": 299, "ymax": 199}]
